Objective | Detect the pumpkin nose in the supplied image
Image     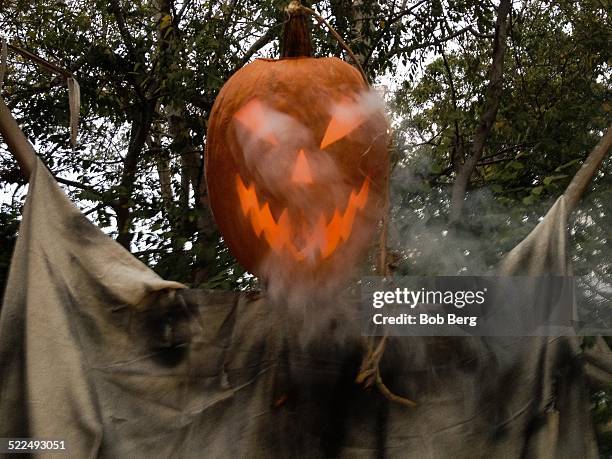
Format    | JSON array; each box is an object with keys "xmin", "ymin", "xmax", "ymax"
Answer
[{"xmin": 291, "ymin": 149, "xmax": 313, "ymax": 184}]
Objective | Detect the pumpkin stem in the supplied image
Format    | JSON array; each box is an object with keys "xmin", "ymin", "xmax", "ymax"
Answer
[{"xmin": 281, "ymin": 1, "xmax": 313, "ymax": 58}]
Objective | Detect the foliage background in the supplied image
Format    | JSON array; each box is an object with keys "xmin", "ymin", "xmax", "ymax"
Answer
[{"xmin": 0, "ymin": 0, "xmax": 610, "ymax": 453}]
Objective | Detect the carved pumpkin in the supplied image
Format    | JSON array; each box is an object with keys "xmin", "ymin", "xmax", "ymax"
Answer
[{"xmin": 204, "ymin": 11, "xmax": 389, "ymax": 281}]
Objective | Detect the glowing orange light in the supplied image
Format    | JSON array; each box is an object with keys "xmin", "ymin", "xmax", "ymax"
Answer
[
  {"xmin": 233, "ymin": 99, "xmax": 278, "ymax": 145},
  {"xmin": 235, "ymin": 175, "xmax": 370, "ymax": 261},
  {"xmin": 236, "ymin": 177, "xmax": 259, "ymax": 218},
  {"xmin": 320, "ymin": 178, "xmax": 369, "ymax": 258},
  {"xmin": 291, "ymin": 149, "xmax": 313, "ymax": 184},
  {"xmin": 320, "ymin": 105, "xmax": 365, "ymax": 149}
]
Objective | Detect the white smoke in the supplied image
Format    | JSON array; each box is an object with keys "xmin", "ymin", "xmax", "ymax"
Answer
[{"xmin": 231, "ymin": 88, "xmax": 388, "ymax": 340}]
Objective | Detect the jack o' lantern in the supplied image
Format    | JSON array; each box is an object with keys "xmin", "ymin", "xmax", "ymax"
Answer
[{"xmin": 203, "ymin": 7, "xmax": 389, "ymax": 281}]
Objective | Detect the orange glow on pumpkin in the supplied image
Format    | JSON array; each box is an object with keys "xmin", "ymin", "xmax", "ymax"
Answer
[
  {"xmin": 205, "ymin": 58, "xmax": 390, "ymax": 277},
  {"xmin": 233, "ymin": 99, "xmax": 278, "ymax": 145},
  {"xmin": 291, "ymin": 149, "xmax": 313, "ymax": 184},
  {"xmin": 320, "ymin": 103, "xmax": 365, "ymax": 149},
  {"xmin": 236, "ymin": 175, "xmax": 370, "ymax": 261}
]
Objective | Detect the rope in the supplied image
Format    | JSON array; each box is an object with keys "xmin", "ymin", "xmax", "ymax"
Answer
[{"xmin": 284, "ymin": 1, "xmax": 414, "ymax": 408}]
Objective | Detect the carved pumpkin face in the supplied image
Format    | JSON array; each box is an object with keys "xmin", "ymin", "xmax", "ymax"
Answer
[{"xmin": 204, "ymin": 57, "xmax": 389, "ymax": 280}]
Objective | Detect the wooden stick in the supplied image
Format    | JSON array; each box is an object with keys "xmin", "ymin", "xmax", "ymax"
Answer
[
  {"xmin": 563, "ymin": 124, "xmax": 612, "ymax": 214},
  {"xmin": 0, "ymin": 94, "xmax": 36, "ymax": 179},
  {"xmin": 1, "ymin": 43, "xmax": 79, "ymax": 148},
  {"xmin": 7, "ymin": 43, "xmax": 74, "ymax": 79}
]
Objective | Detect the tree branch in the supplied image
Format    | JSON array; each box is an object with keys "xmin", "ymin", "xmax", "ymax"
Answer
[
  {"xmin": 6, "ymin": 43, "xmax": 74, "ymax": 79},
  {"xmin": 441, "ymin": 48, "xmax": 462, "ymax": 168},
  {"xmin": 114, "ymin": 102, "xmax": 156, "ymax": 249},
  {"xmin": 362, "ymin": 0, "xmax": 429, "ymax": 69},
  {"xmin": 233, "ymin": 27, "xmax": 277, "ymax": 71},
  {"xmin": 53, "ymin": 176, "xmax": 103, "ymax": 194},
  {"xmin": 383, "ymin": 25, "xmax": 472, "ymax": 63},
  {"xmin": 1, "ymin": 96, "xmax": 107, "ymax": 198},
  {"xmin": 108, "ymin": 0, "xmax": 137, "ymax": 60},
  {"xmin": 467, "ymin": 26, "xmax": 494, "ymax": 40},
  {"xmin": 108, "ymin": 0, "xmax": 147, "ymax": 101},
  {"xmin": 176, "ymin": 0, "xmax": 194, "ymax": 22},
  {"xmin": 0, "ymin": 95, "xmax": 36, "ymax": 180},
  {"xmin": 448, "ymin": 0, "xmax": 511, "ymax": 225},
  {"xmin": 563, "ymin": 124, "xmax": 612, "ymax": 214}
]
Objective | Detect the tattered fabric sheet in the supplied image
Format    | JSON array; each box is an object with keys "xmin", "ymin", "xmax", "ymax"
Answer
[{"xmin": 0, "ymin": 158, "xmax": 609, "ymax": 458}]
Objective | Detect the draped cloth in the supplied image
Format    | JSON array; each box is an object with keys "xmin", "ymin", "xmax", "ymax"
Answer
[{"xmin": 0, "ymin": 158, "xmax": 609, "ymax": 458}]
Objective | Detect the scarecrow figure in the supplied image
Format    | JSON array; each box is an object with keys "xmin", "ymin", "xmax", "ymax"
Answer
[{"xmin": 1, "ymin": 2, "xmax": 611, "ymax": 458}]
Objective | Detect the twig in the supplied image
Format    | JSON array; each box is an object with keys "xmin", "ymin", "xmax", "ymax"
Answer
[{"xmin": 234, "ymin": 26, "xmax": 278, "ymax": 70}]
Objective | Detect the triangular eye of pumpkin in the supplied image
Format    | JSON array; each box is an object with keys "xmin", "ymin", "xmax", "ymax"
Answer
[
  {"xmin": 320, "ymin": 101, "xmax": 365, "ymax": 149},
  {"xmin": 233, "ymin": 99, "xmax": 278, "ymax": 145},
  {"xmin": 291, "ymin": 149, "xmax": 313, "ymax": 184}
]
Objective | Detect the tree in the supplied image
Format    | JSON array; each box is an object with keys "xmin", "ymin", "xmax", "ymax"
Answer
[
  {"xmin": 0, "ymin": 0, "xmax": 610, "ymax": 450},
  {"xmin": 0, "ymin": 0, "xmax": 609, "ymax": 296},
  {"xmin": 0, "ymin": 0, "xmax": 287, "ymax": 286}
]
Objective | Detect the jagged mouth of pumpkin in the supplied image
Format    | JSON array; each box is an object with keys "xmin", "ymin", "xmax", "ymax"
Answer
[{"xmin": 236, "ymin": 174, "xmax": 370, "ymax": 261}]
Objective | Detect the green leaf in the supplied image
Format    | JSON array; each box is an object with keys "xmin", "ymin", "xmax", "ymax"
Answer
[
  {"xmin": 554, "ymin": 158, "xmax": 581, "ymax": 172},
  {"xmin": 160, "ymin": 14, "xmax": 172, "ymax": 30},
  {"xmin": 543, "ymin": 174, "xmax": 568, "ymax": 185},
  {"xmin": 522, "ymin": 195, "xmax": 535, "ymax": 205}
]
